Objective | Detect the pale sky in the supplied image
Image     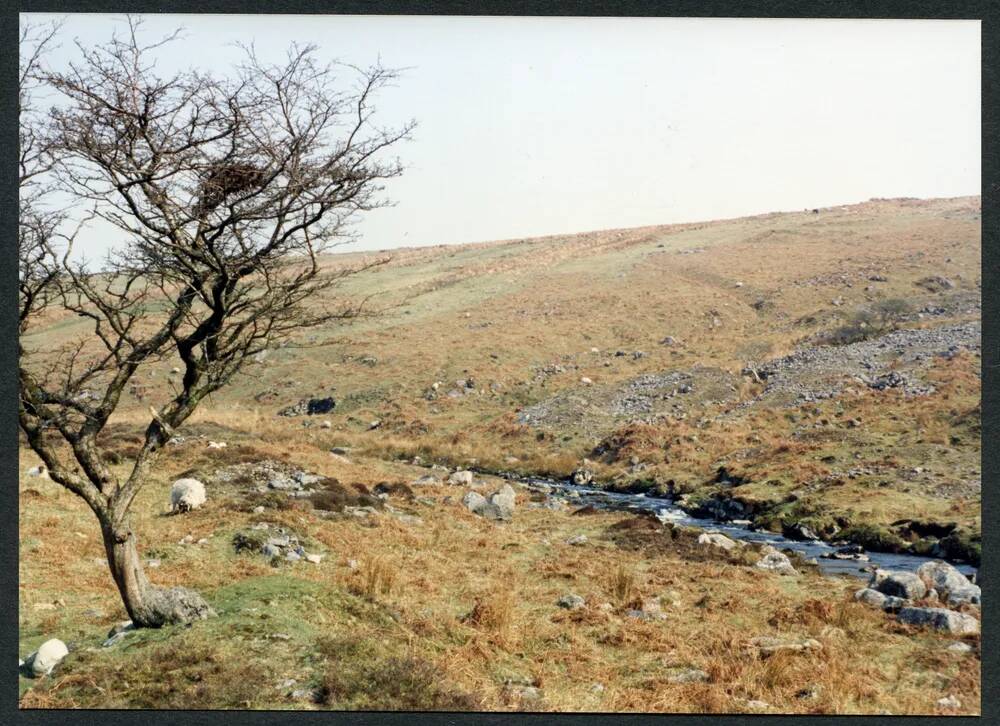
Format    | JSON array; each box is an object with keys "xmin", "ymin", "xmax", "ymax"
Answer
[{"xmin": 23, "ymin": 14, "xmax": 981, "ymax": 258}]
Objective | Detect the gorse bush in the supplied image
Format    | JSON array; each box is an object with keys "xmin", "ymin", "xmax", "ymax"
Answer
[{"xmin": 820, "ymin": 299, "xmax": 913, "ymax": 346}]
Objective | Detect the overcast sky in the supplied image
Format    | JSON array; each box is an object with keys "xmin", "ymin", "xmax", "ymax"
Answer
[{"xmin": 23, "ymin": 14, "xmax": 981, "ymax": 257}]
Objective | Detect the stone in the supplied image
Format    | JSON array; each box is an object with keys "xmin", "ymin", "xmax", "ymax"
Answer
[
  {"xmin": 557, "ymin": 593, "xmax": 586, "ymax": 610},
  {"xmin": 170, "ymin": 478, "xmax": 207, "ymax": 513},
  {"xmin": 750, "ymin": 636, "xmax": 822, "ymax": 656},
  {"xmin": 571, "ymin": 467, "xmax": 594, "ymax": 486},
  {"xmin": 277, "ymin": 396, "xmax": 336, "ymax": 417},
  {"xmin": 305, "ymin": 553, "xmax": 323, "ymax": 564},
  {"xmin": 107, "ymin": 621, "xmax": 135, "ymax": 639},
  {"xmin": 26, "ymin": 638, "xmax": 69, "ymax": 676},
  {"xmin": 102, "ymin": 631, "xmax": 132, "ymax": 648},
  {"xmin": 824, "ymin": 545, "xmax": 870, "ymax": 562},
  {"xmin": 937, "ymin": 695, "xmax": 961, "ymax": 710},
  {"xmin": 462, "ymin": 490, "xmax": 488, "ymax": 513},
  {"xmin": 896, "ymin": 607, "xmax": 979, "ymax": 634},
  {"xmin": 412, "ymin": 475, "xmax": 440, "ymax": 486},
  {"xmin": 755, "ymin": 548, "xmax": 797, "ymax": 576},
  {"xmin": 626, "ymin": 598, "xmax": 667, "ymax": 621},
  {"xmin": 881, "ymin": 596, "xmax": 909, "ymax": 613},
  {"xmin": 697, "ymin": 532, "xmax": 738, "ymax": 551},
  {"xmin": 506, "ymin": 685, "xmax": 543, "ymax": 703},
  {"xmin": 854, "ymin": 588, "xmax": 887, "ymax": 609},
  {"xmin": 666, "ymin": 668, "xmax": 709, "ymax": 684},
  {"xmin": 267, "ymin": 476, "xmax": 299, "ymax": 491},
  {"xmin": 463, "ymin": 484, "xmax": 516, "ymax": 521},
  {"xmin": 916, "ymin": 560, "xmax": 980, "ymax": 606},
  {"xmin": 253, "ymin": 505, "xmax": 265, "ymax": 514},
  {"xmin": 782, "ymin": 522, "xmax": 820, "ymax": 541},
  {"xmin": 946, "ymin": 641, "xmax": 973, "ymax": 654},
  {"xmin": 915, "ymin": 275, "xmax": 955, "ymax": 292},
  {"xmin": 870, "ymin": 570, "xmax": 927, "ymax": 600},
  {"xmin": 448, "ymin": 470, "xmax": 474, "ymax": 486},
  {"xmin": 566, "ymin": 534, "xmax": 588, "ymax": 546}
]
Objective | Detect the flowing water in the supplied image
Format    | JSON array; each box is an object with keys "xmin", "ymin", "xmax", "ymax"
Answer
[{"xmin": 508, "ymin": 475, "xmax": 978, "ymax": 580}]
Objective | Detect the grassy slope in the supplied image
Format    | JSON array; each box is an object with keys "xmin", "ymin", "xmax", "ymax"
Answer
[
  {"xmin": 19, "ymin": 196, "xmax": 981, "ymax": 712},
  {"xmin": 19, "ymin": 433, "xmax": 980, "ymax": 713}
]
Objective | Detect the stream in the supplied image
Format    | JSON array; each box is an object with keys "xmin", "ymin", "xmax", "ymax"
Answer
[{"xmin": 503, "ymin": 475, "xmax": 978, "ymax": 581}]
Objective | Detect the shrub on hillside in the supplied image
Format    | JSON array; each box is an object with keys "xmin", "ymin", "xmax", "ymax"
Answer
[{"xmin": 818, "ymin": 299, "xmax": 913, "ymax": 346}]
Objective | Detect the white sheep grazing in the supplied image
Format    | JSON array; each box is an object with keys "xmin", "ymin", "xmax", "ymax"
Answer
[
  {"xmin": 207, "ymin": 441, "xmax": 227, "ymax": 449},
  {"xmin": 26, "ymin": 465, "xmax": 49, "ymax": 478},
  {"xmin": 170, "ymin": 478, "xmax": 207, "ymax": 513}
]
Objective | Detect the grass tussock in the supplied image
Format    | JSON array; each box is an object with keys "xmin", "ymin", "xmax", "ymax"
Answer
[
  {"xmin": 349, "ymin": 556, "xmax": 398, "ymax": 600},
  {"xmin": 316, "ymin": 636, "xmax": 480, "ymax": 711}
]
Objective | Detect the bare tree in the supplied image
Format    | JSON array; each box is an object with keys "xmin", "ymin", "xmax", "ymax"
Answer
[{"xmin": 18, "ymin": 19, "xmax": 412, "ymax": 627}]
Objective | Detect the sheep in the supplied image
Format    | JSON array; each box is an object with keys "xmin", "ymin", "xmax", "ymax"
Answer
[
  {"xmin": 170, "ymin": 478, "xmax": 207, "ymax": 514},
  {"xmin": 26, "ymin": 465, "xmax": 48, "ymax": 478},
  {"xmin": 207, "ymin": 441, "xmax": 227, "ymax": 449}
]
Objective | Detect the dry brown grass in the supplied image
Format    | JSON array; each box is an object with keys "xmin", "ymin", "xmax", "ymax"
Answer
[{"xmin": 349, "ymin": 556, "xmax": 398, "ymax": 600}]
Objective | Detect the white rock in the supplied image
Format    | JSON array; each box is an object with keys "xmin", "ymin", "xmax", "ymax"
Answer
[
  {"xmin": 305, "ymin": 553, "xmax": 323, "ymax": 564},
  {"xmin": 580, "ymin": 377, "xmax": 593, "ymax": 385},
  {"xmin": 26, "ymin": 465, "xmax": 48, "ymax": 478},
  {"xmin": 557, "ymin": 593, "xmax": 586, "ymax": 610},
  {"xmin": 698, "ymin": 532, "xmax": 738, "ymax": 551},
  {"xmin": 170, "ymin": 478, "xmax": 207, "ymax": 513},
  {"xmin": 755, "ymin": 549, "xmax": 797, "ymax": 576},
  {"xmin": 27, "ymin": 639, "xmax": 69, "ymax": 676},
  {"xmin": 916, "ymin": 560, "xmax": 980, "ymax": 606},
  {"xmin": 448, "ymin": 470, "xmax": 474, "ymax": 486},
  {"xmin": 937, "ymin": 695, "xmax": 961, "ymax": 710},
  {"xmin": 870, "ymin": 569, "xmax": 926, "ymax": 600},
  {"xmin": 896, "ymin": 607, "xmax": 980, "ymax": 634},
  {"xmin": 462, "ymin": 485, "xmax": 515, "ymax": 521},
  {"xmin": 854, "ymin": 588, "xmax": 887, "ymax": 608}
]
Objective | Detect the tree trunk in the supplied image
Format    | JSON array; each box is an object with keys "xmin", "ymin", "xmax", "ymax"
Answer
[{"xmin": 99, "ymin": 514, "xmax": 214, "ymax": 628}]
